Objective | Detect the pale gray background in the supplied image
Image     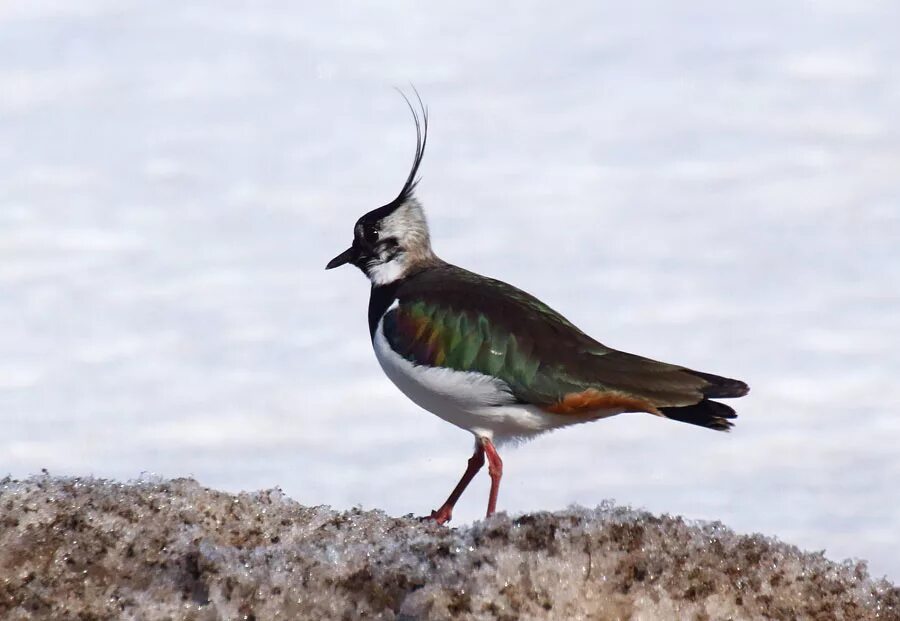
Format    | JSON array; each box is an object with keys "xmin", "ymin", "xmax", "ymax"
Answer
[{"xmin": 2, "ymin": 1, "xmax": 898, "ymax": 580}]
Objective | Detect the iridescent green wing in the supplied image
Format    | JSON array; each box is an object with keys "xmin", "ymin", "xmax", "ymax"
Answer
[
  {"xmin": 382, "ymin": 266, "xmax": 603, "ymax": 405},
  {"xmin": 383, "ymin": 263, "xmax": 745, "ymax": 409},
  {"xmin": 382, "ymin": 299, "xmax": 564, "ymax": 404}
]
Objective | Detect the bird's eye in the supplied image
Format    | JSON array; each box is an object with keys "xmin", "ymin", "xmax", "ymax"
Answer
[{"xmin": 363, "ymin": 224, "xmax": 379, "ymax": 244}]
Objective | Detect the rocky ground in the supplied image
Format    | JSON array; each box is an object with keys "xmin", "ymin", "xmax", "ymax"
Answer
[{"xmin": 0, "ymin": 476, "xmax": 897, "ymax": 620}]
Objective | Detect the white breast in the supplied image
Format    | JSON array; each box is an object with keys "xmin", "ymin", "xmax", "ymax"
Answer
[{"xmin": 371, "ymin": 309, "xmax": 569, "ymax": 443}]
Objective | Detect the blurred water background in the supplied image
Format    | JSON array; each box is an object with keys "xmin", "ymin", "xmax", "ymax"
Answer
[{"xmin": 1, "ymin": 1, "xmax": 898, "ymax": 580}]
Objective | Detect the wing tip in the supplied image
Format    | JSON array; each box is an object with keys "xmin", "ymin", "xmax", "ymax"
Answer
[{"xmin": 689, "ymin": 370, "xmax": 750, "ymax": 399}]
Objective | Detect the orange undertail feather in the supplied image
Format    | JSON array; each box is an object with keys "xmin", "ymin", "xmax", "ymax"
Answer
[
  {"xmin": 543, "ymin": 388, "xmax": 661, "ymax": 416},
  {"xmin": 544, "ymin": 387, "xmax": 739, "ymax": 432}
]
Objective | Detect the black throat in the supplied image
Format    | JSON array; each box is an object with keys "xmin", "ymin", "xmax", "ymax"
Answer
[{"xmin": 368, "ymin": 280, "xmax": 403, "ymax": 339}]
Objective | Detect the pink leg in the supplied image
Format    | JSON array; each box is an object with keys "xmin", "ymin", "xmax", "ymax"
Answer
[
  {"xmin": 426, "ymin": 443, "xmax": 485, "ymax": 525},
  {"xmin": 482, "ymin": 438, "xmax": 503, "ymax": 518}
]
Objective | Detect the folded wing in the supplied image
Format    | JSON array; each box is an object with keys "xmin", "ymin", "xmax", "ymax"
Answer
[{"xmin": 384, "ymin": 264, "xmax": 748, "ymax": 429}]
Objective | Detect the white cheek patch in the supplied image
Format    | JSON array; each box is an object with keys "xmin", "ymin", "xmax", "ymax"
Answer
[{"xmin": 367, "ymin": 257, "xmax": 407, "ymax": 285}]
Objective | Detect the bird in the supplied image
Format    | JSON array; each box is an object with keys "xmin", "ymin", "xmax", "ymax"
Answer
[{"xmin": 326, "ymin": 94, "xmax": 749, "ymax": 525}]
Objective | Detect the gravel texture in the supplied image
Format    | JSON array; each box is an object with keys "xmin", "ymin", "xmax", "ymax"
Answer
[{"xmin": 1, "ymin": 476, "xmax": 897, "ymax": 620}]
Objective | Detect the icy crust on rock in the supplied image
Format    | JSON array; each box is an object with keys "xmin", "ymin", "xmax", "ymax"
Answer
[{"xmin": 0, "ymin": 477, "xmax": 897, "ymax": 621}]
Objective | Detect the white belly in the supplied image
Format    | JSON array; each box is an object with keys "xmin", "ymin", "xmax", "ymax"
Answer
[{"xmin": 372, "ymin": 314, "xmax": 567, "ymax": 442}]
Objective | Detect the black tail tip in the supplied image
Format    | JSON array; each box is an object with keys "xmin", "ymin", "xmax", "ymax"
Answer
[{"xmin": 661, "ymin": 399, "xmax": 737, "ymax": 432}]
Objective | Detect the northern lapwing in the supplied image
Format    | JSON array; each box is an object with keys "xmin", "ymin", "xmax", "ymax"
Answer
[{"xmin": 326, "ymin": 95, "xmax": 749, "ymax": 524}]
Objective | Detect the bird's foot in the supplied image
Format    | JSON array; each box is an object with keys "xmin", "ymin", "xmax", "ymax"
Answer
[{"xmin": 420, "ymin": 506, "xmax": 452, "ymax": 525}]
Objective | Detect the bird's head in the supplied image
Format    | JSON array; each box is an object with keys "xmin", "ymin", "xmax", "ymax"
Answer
[{"xmin": 326, "ymin": 94, "xmax": 436, "ymax": 286}]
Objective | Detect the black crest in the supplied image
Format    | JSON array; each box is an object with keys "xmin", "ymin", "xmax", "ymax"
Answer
[
  {"xmin": 393, "ymin": 88, "xmax": 429, "ymax": 206},
  {"xmin": 362, "ymin": 89, "xmax": 428, "ymax": 225}
]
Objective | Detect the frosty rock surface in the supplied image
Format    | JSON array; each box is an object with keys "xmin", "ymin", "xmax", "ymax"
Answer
[{"xmin": 0, "ymin": 477, "xmax": 897, "ymax": 620}]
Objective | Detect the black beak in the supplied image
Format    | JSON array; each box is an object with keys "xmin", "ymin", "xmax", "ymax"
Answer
[{"xmin": 326, "ymin": 246, "xmax": 355, "ymax": 270}]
